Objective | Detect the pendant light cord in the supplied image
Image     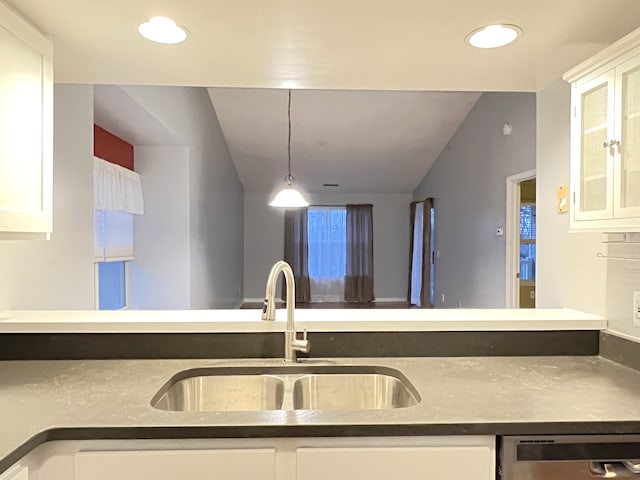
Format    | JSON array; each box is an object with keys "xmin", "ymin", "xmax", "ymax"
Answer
[{"xmin": 286, "ymin": 89, "xmax": 293, "ymax": 185}]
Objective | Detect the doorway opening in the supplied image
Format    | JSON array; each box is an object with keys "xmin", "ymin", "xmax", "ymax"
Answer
[{"xmin": 505, "ymin": 170, "xmax": 536, "ymax": 308}]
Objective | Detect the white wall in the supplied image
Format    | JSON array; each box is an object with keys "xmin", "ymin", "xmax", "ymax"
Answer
[
  {"xmin": 605, "ymin": 237, "xmax": 640, "ymax": 339},
  {"xmin": 120, "ymin": 86, "xmax": 244, "ymax": 308},
  {"xmin": 535, "ymin": 79, "xmax": 607, "ymax": 315},
  {"xmin": 413, "ymin": 93, "xmax": 537, "ymax": 308},
  {"xmin": 0, "ymin": 84, "xmax": 95, "ymax": 310},
  {"xmin": 244, "ymin": 192, "xmax": 412, "ymax": 301},
  {"xmin": 130, "ymin": 147, "xmax": 190, "ymax": 309}
]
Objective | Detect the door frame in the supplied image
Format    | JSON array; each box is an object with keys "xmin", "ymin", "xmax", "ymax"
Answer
[{"xmin": 505, "ymin": 169, "xmax": 536, "ymax": 308}]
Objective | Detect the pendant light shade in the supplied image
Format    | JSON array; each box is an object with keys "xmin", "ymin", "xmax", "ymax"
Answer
[
  {"xmin": 270, "ymin": 186, "xmax": 309, "ymax": 207},
  {"xmin": 269, "ymin": 90, "xmax": 308, "ymax": 208}
]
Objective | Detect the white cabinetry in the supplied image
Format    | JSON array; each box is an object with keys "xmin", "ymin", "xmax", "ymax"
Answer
[
  {"xmin": 0, "ymin": 466, "xmax": 28, "ymax": 480},
  {"xmin": 564, "ymin": 28, "xmax": 640, "ymax": 232},
  {"xmin": 297, "ymin": 445, "xmax": 492, "ymax": 480},
  {"xmin": 0, "ymin": 2, "xmax": 53, "ymax": 237},
  {"xmin": 75, "ymin": 448, "xmax": 276, "ymax": 480},
  {"xmin": 8, "ymin": 436, "xmax": 495, "ymax": 480}
]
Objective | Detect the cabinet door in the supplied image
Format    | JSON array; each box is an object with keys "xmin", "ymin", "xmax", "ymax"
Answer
[
  {"xmin": 572, "ymin": 71, "xmax": 615, "ymax": 222},
  {"xmin": 614, "ymin": 53, "xmax": 640, "ymax": 219},
  {"xmin": 0, "ymin": 2, "xmax": 53, "ymax": 236},
  {"xmin": 0, "ymin": 466, "xmax": 28, "ymax": 480},
  {"xmin": 75, "ymin": 448, "xmax": 276, "ymax": 480},
  {"xmin": 297, "ymin": 446, "xmax": 493, "ymax": 480}
]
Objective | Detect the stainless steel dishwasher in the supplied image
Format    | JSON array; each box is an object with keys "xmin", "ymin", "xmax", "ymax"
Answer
[{"xmin": 500, "ymin": 435, "xmax": 640, "ymax": 479}]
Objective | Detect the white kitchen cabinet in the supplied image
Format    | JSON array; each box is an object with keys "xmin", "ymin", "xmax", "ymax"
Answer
[
  {"xmin": 297, "ymin": 445, "xmax": 493, "ymax": 480},
  {"xmin": 0, "ymin": 2, "xmax": 53, "ymax": 238},
  {"xmin": 0, "ymin": 465, "xmax": 28, "ymax": 480},
  {"xmin": 74, "ymin": 448, "xmax": 277, "ymax": 480},
  {"xmin": 564, "ymin": 28, "xmax": 640, "ymax": 232},
  {"xmin": 8, "ymin": 436, "xmax": 495, "ymax": 480}
]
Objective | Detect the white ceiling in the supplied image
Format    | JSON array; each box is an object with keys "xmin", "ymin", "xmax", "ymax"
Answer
[
  {"xmin": 16, "ymin": 0, "xmax": 640, "ymax": 194},
  {"xmin": 8, "ymin": 0, "xmax": 640, "ymax": 92},
  {"xmin": 208, "ymin": 88, "xmax": 480, "ymax": 193}
]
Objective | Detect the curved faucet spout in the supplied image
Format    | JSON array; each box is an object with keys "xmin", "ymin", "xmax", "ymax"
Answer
[{"xmin": 261, "ymin": 261, "xmax": 310, "ymax": 362}]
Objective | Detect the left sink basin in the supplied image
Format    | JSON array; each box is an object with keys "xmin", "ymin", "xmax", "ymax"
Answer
[{"xmin": 151, "ymin": 369, "xmax": 285, "ymax": 412}]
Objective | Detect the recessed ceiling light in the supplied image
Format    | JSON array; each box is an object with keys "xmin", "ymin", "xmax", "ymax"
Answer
[
  {"xmin": 138, "ymin": 16, "xmax": 188, "ymax": 44},
  {"xmin": 466, "ymin": 24, "xmax": 521, "ymax": 49}
]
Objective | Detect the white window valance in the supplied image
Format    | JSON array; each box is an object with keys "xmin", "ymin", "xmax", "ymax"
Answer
[{"xmin": 93, "ymin": 156, "xmax": 144, "ymax": 214}]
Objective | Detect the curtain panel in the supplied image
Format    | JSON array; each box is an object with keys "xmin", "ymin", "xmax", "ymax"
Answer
[
  {"xmin": 345, "ymin": 204, "xmax": 374, "ymax": 303},
  {"xmin": 282, "ymin": 208, "xmax": 311, "ymax": 303},
  {"xmin": 407, "ymin": 198, "xmax": 434, "ymax": 307},
  {"xmin": 420, "ymin": 198, "xmax": 434, "ymax": 307},
  {"xmin": 93, "ymin": 156, "xmax": 144, "ymax": 214}
]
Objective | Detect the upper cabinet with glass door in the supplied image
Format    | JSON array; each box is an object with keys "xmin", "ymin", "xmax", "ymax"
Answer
[
  {"xmin": 0, "ymin": 2, "xmax": 53, "ymax": 238},
  {"xmin": 564, "ymin": 28, "xmax": 640, "ymax": 232}
]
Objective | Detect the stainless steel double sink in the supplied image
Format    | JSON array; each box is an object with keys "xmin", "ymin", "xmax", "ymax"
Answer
[{"xmin": 151, "ymin": 365, "xmax": 420, "ymax": 412}]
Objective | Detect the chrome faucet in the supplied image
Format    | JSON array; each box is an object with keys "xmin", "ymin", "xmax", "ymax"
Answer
[{"xmin": 261, "ymin": 260, "xmax": 310, "ymax": 362}]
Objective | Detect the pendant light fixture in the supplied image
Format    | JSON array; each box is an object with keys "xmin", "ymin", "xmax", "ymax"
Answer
[{"xmin": 269, "ymin": 90, "xmax": 309, "ymax": 208}]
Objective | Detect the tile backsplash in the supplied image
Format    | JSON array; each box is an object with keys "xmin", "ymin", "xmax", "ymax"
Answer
[{"xmin": 605, "ymin": 233, "xmax": 640, "ymax": 341}]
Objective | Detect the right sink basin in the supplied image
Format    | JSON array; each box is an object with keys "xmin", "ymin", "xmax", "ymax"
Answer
[{"xmin": 292, "ymin": 371, "xmax": 419, "ymax": 410}]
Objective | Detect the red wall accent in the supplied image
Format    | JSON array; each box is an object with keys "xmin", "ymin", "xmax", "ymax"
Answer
[{"xmin": 94, "ymin": 125, "xmax": 134, "ymax": 171}]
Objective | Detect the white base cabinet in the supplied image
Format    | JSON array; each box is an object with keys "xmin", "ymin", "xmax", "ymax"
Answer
[
  {"xmin": 297, "ymin": 445, "xmax": 493, "ymax": 480},
  {"xmin": 3, "ymin": 436, "xmax": 495, "ymax": 480},
  {"xmin": 75, "ymin": 448, "xmax": 276, "ymax": 480},
  {"xmin": 0, "ymin": 466, "xmax": 28, "ymax": 480}
]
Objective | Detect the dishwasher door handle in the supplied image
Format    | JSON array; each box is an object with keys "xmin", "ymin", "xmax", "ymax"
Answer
[
  {"xmin": 589, "ymin": 462, "xmax": 640, "ymax": 478},
  {"xmin": 623, "ymin": 461, "xmax": 640, "ymax": 474},
  {"xmin": 589, "ymin": 462, "xmax": 619, "ymax": 478}
]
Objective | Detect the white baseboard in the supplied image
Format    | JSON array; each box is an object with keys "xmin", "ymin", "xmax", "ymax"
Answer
[
  {"xmin": 243, "ymin": 297, "xmax": 406, "ymax": 304},
  {"xmin": 375, "ymin": 297, "xmax": 406, "ymax": 303}
]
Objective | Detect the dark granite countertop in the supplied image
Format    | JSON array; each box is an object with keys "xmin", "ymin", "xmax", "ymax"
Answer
[{"xmin": 2, "ymin": 356, "xmax": 640, "ymax": 473}]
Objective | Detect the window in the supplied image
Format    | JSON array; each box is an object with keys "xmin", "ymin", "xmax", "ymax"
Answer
[
  {"xmin": 97, "ymin": 261, "xmax": 127, "ymax": 310},
  {"xmin": 92, "ymin": 155, "xmax": 143, "ymax": 310},
  {"xmin": 94, "ymin": 209, "xmax": 134, "ymax": 310},
  {"xmin": 519, "ymin": 204, "xmax": 536, "ymax": 281},
  {"xmin": 410, "ymin": 202, "xmax": 424, "ymax": 305},
  {"xmin": 307, "ymin": 207, "xmax": 346, "ymax": 302}
]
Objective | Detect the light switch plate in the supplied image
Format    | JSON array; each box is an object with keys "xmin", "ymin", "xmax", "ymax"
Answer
[{"xmin": 557, "ymin": 185, "xmax": 569, "ymax": 213}]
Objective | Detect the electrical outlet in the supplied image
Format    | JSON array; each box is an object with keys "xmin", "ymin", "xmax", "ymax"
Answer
[{"xmin": 634, "ymin": 292, "xmax": 640, "ymax": 327}]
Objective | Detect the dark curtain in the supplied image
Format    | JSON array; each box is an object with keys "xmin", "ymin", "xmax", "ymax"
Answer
[
  {"xmin": 420, "ymin": 198, "xmax": 434, "ymax": 307},
  {"xmin": 282, "ymin": 208, "xmax": 311, "ymax": 303},
  {"xmin": 407, "ymin": 198, "xmax": 434, "ymax": 307},
  {"xmin": 345, "ymin": 204, "xmax": 374, "ymax": 303}
]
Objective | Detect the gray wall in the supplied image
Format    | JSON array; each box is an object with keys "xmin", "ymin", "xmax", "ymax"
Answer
[
  {"xmin": 121, "ymin": 86, "xmax": 245, "ymax": 308},
  {"xmin": 130, "ymin": 146, "xmax": 191, "ymax": 309},
  {"xmin": 535, "ymin": 79, "xmax": 606, "ymax": 314},
  {"xmin": 413, "ymin": 92, "xmax": 536, "ymax": 308},
  {"xmin": 244, "ymin": 192, "xmax": 411, "ymax": 301},
  {"xmin": 0, "ymin": 84, "xmax": 95, "ymax": 310}
]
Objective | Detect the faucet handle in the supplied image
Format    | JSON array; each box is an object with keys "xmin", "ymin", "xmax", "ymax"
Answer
[
  {"xmin": 292, "ymin": 329, "xmax": 310, "ymax": 353},
  {"xmin": 261, "ymin": 298, "xmax": 273, "ymax": 321}
]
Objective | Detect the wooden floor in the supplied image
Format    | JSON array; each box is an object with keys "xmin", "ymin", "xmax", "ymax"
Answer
[{"xmin": 241, "ymin": 301, "xmax": 411, "ymax": 309}]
